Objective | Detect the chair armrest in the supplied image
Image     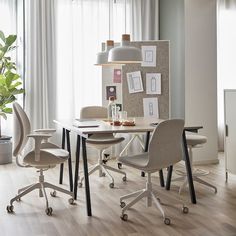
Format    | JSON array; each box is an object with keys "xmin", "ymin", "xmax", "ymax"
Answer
[
  {"xmin": 33, "ymin": 128, "xmax": 56, "ymax": 134},
  {"xmin": 27, "ymin": 134, "xmax": 52, "ymax": 161}
]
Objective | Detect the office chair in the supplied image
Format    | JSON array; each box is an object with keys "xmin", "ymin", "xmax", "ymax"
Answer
[
  {"xmin": 118, "ymin": 119, "xmax": 188, "ymax": 225},
  {"xmin": 175, "ymin": 134, "xmax": 217, "ymax": 194},
  {"xmin": 78, "ymin": 106, "xmax": 126, "ymax": 188},
  {"xmin": 6, "ymin": 102, "xmax": 74, "ymax": 216}
]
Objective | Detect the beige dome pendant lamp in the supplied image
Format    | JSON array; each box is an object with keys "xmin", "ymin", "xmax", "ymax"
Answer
[
  {"xmin": 95, "ymin": 0, "xmax": 115, "ymax": 66},
  {"xmin": 108, "ymin": 0, "xmax": 142, "ymax": 64}
]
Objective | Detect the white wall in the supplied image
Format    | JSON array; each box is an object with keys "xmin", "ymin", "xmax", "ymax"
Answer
[{"xmin": 185, "ymin": 0, "xmax": 218, "ymax": 164}]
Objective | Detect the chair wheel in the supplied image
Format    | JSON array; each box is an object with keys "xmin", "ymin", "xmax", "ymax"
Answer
[
  {"xmin": 68, "ymin": 198, "xmax": 75, "ymax": 205},
  {"xmin": 122, "ymin": 176, "xmax": 127, "ymax": 182},
  {"xmin": 6, "ymin": 205, "xmax": 14, "ymax": 213},
  {"xmin": 120, "ymin": 201, "xmax": 126, "ymax": 208},
  {"xmin": 102, "ymin": 160, "xmax": 108, "ymax": 165},
  {"xmin": 16, "ymin": 197, "xmax": 21, "ymax": 202},
  {"xmin": 102, "ymin": 173, "xmax": 106, "ymax": 177},
  {"xmin": 45, "ymin": 207, "xmax": 53, "ymax": 216},
  {"xmin": 109, "ymin": 183, "xmax": 114, "ymax": 188},
  {"xmin": 118, "ymin": 163, "xmax": 122, "ymax": 169},
  {"xmin": 164, "ymin": 217, "xmax": 171, "ymax": 225},
  {"xmin": 50, "ymin": 190, "xmax": 57, "ymax": 197},
  {"xmin": 78, "ymin": 182, "xmax": 83, "ymax": 188},
  {"xmin": 120, "ymin": 213, "xmax": 128, "ymax": 221},
  {"xmin": 182, "ymin": 206, "xmax": 189, "ymax": 214}
]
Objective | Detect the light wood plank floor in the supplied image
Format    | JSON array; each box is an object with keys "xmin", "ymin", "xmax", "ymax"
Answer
[{"xmin": 0, "ymin": 153, "xmax": 236, "ymax": 236}]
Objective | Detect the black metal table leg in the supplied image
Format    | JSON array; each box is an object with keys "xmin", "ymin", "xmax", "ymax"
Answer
[
  {"xmin": 141, "ymin": 131, "xmax": 151, "ymax": 177},
  {"xmin": 74, "ymin": 135, "xmax": 81, "ymax": 200},
  {"xmin": 159, "ymin": 169, "xmax": 165, "ymax": 187},
  {"xmin": 66, "ymin": 129, "xmax": 73, "ymax": 192},
  {"xmin": 59, "ymin": 128, "xmax": 66, "ymax": 184},
  {"xmin": 165, "ymin": 165, "xmax": 173, "ymax": 190},
  {"xmin": 82, "ymin": 137, "xmax": 92, "ymax": 216},
  {"xmin": 182, "ymin": 130, "xmax": 196, "ymax": 204}
]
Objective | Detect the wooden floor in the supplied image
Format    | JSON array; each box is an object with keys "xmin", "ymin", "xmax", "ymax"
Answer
[{"xmin": 0, "ymin": 153, "xmax": 236, "ymax": 236}]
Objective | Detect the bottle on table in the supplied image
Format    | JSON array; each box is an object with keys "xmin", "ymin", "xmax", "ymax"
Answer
[{"xmin": 107, "ymin": 96, "xmax": 116, "ymax": 121}]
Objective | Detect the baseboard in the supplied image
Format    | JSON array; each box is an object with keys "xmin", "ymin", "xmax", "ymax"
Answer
[{"xmin": 193, "ymin": 158, "xmax": 219, "ymax": 166}]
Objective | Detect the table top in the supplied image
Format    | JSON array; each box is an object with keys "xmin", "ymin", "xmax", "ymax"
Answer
[{"xmin": 54, "ymin": 117, "xmax": 203, "ymax": 138}]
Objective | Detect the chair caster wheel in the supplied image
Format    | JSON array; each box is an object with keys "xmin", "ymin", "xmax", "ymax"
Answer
[
  {"xmin": 122, "ymin": 176, "xmax": 127, "ymax": 182},
  {"xmin": 120, "ymin": 213, "xmax": 128, "ymax": 221},
  {"xmin": 78, "ymin": 182, "xmax": 83, "ymax": 188},
  {"xmin": 109, "ymin": 183, "xmax": 114, "ymax": 188},
  {"xmin": 102, "ymin": 173, "xmax": 106, "ymax": 177},
  {"xmin": 120, "ymin": 201, "xmax": 126, "ymax": 208},
  {"xmin": 16, "ymin": 197, "xmax": 21, "ymax": 202},
  {"xmin": 50, "ymin": 190, "xmax": 57, "ymax": 197},
  {"xmin": 118, "ymin": 163, "xmax": 122, "ymax": 169},
  {"xmin": 164, "ymin": 217, "xmax": 171, "ymax": 225},
  {"xmin": 182, "ymin": 206, "xmax": 189, "ymax": 214},
  {"xmin": 6, "ymin": 205, "xmax": 14, "ymax": 213},
  {"xmin": 102, "ymin": 160, "xmax": 108, "ymax": 165},
  {"xmin": 68, "ymin": 198, "xmax": 75, "ymax": 205},
  {"xmin": 45, "ymin": 207, "xmax": 53, "ymax": 216}
]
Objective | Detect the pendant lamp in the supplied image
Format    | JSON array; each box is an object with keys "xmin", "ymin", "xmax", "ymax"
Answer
[
  {"xmin": 95, "ymin": 40, "xmax": 114, "ymax": 66},
  {"xmin": 108, "ymin": 34, "xmax": 142, "ymax": 64}
]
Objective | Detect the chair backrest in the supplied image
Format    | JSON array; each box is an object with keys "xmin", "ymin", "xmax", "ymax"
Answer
[
  {"xmin": 148, "ymin": 119, "xmax": 184, "ymax": 170},
  {"xmin": 12, "ymin": 102, "xmax": 31, "ymax": 157},
  {"xmin": 80, "ymin": 106, "xmax": 107, "ymax": 119}
]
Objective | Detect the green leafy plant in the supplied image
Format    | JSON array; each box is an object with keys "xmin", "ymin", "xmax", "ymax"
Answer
[{"xmin": 0, "ymin": 30, "xmax": 24, "ymax": 137}]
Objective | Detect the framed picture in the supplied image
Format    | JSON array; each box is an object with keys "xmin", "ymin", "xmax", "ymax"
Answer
[
  {"xmin": 141, "ymin": 46, "xmax": 157, "ymax": 67},
  {"xmin": 113, "ymin": 69, "xmax": 122, "ymax": 83},
  {"xmin": 126, "ymin": 71, "xmax": 144, "ymax": 94},
  {"xmin": 146, "ymin": 73, "xmax": 161, "ymax": 95},
  {"xmin": 143, "ymin": 97, "xmax": 159, "ymax": 118},
  {"xmin": 106, "ymin": 86, "xmax": 117, "ymax": 100}
]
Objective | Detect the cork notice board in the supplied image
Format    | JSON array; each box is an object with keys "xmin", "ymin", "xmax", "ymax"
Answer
[
  {"xmin": 102, "ymin": 40, "xmax": 169, "ymax": 119},
  {"xmin": 122, "ymin": 41, "xmax": 169, "ymax": 119}
]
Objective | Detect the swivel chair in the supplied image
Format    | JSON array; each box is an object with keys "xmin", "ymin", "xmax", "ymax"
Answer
[
  {"xmin": 78, "ymin": 106, "xmax": 126, "ymax": 188},
  {"xmin": 118, "ymin": 119, "xmax": 188, "ymax": 224},
  {"xmin": 6, "ymin": 102, "xmax": 74, "ymax": 216}
]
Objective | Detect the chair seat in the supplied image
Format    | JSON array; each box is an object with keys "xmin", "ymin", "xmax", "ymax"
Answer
[
  {"xmin": 186, "ymin": 134, "xmax": 207, "ymax": 146},
  {"xmin": 118, "ymin": 153, "xmax": 152, "ymax": 171},
  {"xmin": 24, "ymin": 148, "xmax": 69, "ymax": 168},
  {"xmin": 87, "ymin": 136, "xmax": 125, "ymax": 145}
]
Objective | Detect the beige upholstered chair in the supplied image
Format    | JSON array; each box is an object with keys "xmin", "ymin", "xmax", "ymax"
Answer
[
  {"xmin": 6, "ymin": 102, "xmax": 74, "ymax": 216},
  {"xmin": 78, "ymin": 106, "xmax": 126, "ymax": 188},
  {"xmin": 118, "ymin": 119, "xmax": 188, "ymax": 225},
  {"xmin": 176, "ymin": 134, "xmax": 217, "ymax": 194}
]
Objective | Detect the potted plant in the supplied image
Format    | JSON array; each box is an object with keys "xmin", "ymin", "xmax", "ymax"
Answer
[
  {"xmin": 0, "ymin": 30, "xmax": 24, "ymax": 164},
  {"xmin": 0, "ymin": 30, "xmax": 24, "ymax": 137}
]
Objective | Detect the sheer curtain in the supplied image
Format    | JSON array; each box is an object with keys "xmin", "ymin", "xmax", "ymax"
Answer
[
  {"xmin": 217, "ymin": 0, "xmax": 236, "ymax": 150},
  {"xmin": 0, "ymin": 0, "xmax": 16, "ymax": 136},
  {"xmin": 23, "ymin": 0, "xmax": 159, "ymax": 148}
]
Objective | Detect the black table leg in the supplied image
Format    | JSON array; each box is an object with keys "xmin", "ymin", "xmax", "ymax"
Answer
[
  {"xmin": 74, "ymin": 135, "xmax": 81, "ymax": 200},
  {"xmin": 141, "ymin": 131, "xmax": 151, "ymax": 177},
  {"xmin": 165, "ymin": 165, "xmax": 173, "ymax": 190},
  {"xmin": 82, "ymin": 137, "xmax": 92, "ymax": 216},
  {"xmin": 66, "ymin": 130, "xmax": 73, "ymax": 192},
  {"xmin": 159, "ymin": 169, "xmax": 165, "ymax": 187},
  {"xmin": 59, "ymin": 128, "xmax": 66, "ymax": 184},
  {"xmin": 182, "ymin": 130, "xmax": 196, "ymax": 204}
]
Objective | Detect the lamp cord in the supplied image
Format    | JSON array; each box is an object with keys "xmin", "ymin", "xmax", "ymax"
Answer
[
  {"xmin": 124, "ymin": 0, "xmax": 127, "ymax": 33},
  {"xmin": 109, "ymin": 0, "xmax": 111, "ymax": 39}
]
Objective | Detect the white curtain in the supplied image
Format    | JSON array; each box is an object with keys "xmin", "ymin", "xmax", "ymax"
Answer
[
  {"xmin": 23, "ymin": 0, "xmax": 159, "ymax": 147},
  {"xmin": 217, "ymin": 0, "xmax": 236, "ymax": 150},
  {"xmin": 24, "ymin": 0, "xmax": 57, "ymax": 130},
  {"xmin": 0, "ymin": 0, "xmax": 16, "ymax": 136}
]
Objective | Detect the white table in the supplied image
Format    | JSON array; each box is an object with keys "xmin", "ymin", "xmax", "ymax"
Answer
[{"xmin": 54, "ymin": 117, "xmax": 198, "ymax": 216}]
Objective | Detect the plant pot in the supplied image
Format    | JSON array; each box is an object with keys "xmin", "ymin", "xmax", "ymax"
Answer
[{"xmin": 0, "ymin": 136, "xmax": 12, "ymax": 164}]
